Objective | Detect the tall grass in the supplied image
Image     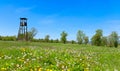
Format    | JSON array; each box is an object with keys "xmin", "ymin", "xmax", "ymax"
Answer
[{"xmin": 0, "ymin": 41, "xmax": 120, "ymax": 71}]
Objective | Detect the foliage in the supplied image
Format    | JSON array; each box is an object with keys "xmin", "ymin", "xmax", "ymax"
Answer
[
  {"xmin": 71, "ymin": 40, "xmax": 75, "ymax": 44},
  {"xmin": 50, "ymin": 39, "xmax": 53, "ymax": 43},
  {"xmin": 107, "ymin": 36, "xmax": 114, "ymax": 47},
  {"xmin": 76, "ymin": 30, "xmax": 85, "ymax": 44},
  {"xmin": 54, "ymin": 39, "xmax": 59, "ymax": 43},
  {"xmin": 108, "ymin": 31, "xmax": 119, "ymax": 48},
  {"xmin": 91, "ymin": 29, "xmax": 103, "ymax": 46},
  {"xmin": 38, "ymin": 39, "xmax": 45, "ymax": 42},
  {"xmin": 0, "ymin": 36, "xmax": 16, "ymax": 41},
  {"xmin": 0, "ymin": 36, "xmax": 2, "ymax": 40},
  {"xmin": 28, "ymin": 27, "xmax": 37, "ymax": 40},
  {"xmin": 60, "ymin": 31, "xmax": 67, "ymax": 44},
  {"xmin": 17, "ymin": 34, "xmax": 25, "ymax": 40},
  {"xmin": 101, "ymin": 36, "xmax": 107, "ymax": 46},
  {"xmin": 84, "ymin": 36, "xmax": 89, "ymax": 44},
  {"xmin": 45, "ymin": 35, "xmax": 50, "ymax": 42}
]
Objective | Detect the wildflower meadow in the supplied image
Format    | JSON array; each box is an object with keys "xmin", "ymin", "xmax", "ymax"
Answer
[{"xmin": 0, "ymin": 41, "xmax": 120, "ymax": 71}]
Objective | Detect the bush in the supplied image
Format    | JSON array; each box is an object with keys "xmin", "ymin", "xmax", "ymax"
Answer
[
  {"xmin": 114, "ymin": 41, "xmax": 118, "ymax": 48},
  {"xmin": 1, "ymin": 36, "xmax": 16, "ymax": 41}
]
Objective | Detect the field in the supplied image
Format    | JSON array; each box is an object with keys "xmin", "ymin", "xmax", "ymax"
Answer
[{"xmin": 0, "ymin": 41, "xmax": 120, "ymax": 71}]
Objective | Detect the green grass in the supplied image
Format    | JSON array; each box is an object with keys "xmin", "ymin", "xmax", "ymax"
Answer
[{"xmin": 0, "ymin": 41, "xmax": 120, "ymax": 71}]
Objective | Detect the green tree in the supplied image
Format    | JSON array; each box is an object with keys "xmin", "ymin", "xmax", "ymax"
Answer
[
  {"xmin": 107, "ymin": 36, "xmax": 114, "ymax": 47},
  {"xmin": 108, "ymin": 31, "xmax": 119, "ymax": 48},
  {"xmin": 0, "ymin": 36, "xmax": 2, "ymax": 40},
  {"xmin": 101, "ymin": 36, "xmax": 107, "ymax": 46},
  {"xmin": 76, "ymin": 30, "xmax": 85, "ymax": 44},
  {"xmin": 91, "ymin": 29, "xmax": 103, "ymax": 46},
  {"xmin": 54, "ymin": 39, "xmax": 59, "ymax": 43},
  {"xmin": 45, "ymin": 35, "xmax": 50, "ymax": 42},
  {"xmin": 71, "ymin": 40, "xmax": 75, "ymax": 44},
  {"xmin": 60, "ymin": 31, "xmax": 67, "ymax": 44},
  {"xmin": 50, "ymin": 39, "xmax": 53, "ymax": 43},
  {"xmin": 28, "ymin": 27, "xmax": 37, "ymax": 40},
  {"xmin": 1, "ymin": 36, "xmax": 16, "ymax": 41},
  {"xmin": 84, "ymin": 36, "xmax": 89, "ymax": 45},
  {"xmin": 39, "ymin": 38, "xmax": 45, "ymax": 42}
]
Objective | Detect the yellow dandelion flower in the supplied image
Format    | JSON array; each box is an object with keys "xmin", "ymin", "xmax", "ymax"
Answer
[
  {"xmin": 30, "ymin": 69, "xmax": 33, "ymax": 71},
  {"xmin": 21, "ymin": 48, "xmax": 26, "ymax": 52},
  {"xmin": 34, "ymin": 68, "xmax": 37, "ymax": 71},
  {"xmin": 67, "ymin": 69, "xmax": 70, "ymax": 71},
  {"xmin": 84, "ymin": 68, "xmax": 89, "ymax": 71},
  {"xmin": 38, "ymin": 68, "xmax": 42, "ymax": 71},
  {"xmin": 1, "ymin": 67, "xmax": 7, "ymax": 71},
  {"xmin": 46, "ymin": 69, "xmax": 52, "ymax": 71},
  {"xmin": 46, "ymin": 69, "xmax": 49, "ymax": 71},
  {"xmin": 19, "ymin": 59, "xmax": 24, "ymax": 62}
]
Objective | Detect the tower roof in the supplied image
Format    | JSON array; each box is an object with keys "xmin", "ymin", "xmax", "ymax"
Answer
[{"xmin": 20, "ymin": 18, "xmax": 27, "ymax": 20}]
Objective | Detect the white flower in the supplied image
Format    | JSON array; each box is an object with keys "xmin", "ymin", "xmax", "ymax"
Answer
[
  {"xmin": 32, "ymin": 58, "xmax": 36, "ymax": 61},
  {"xmin": 114, "ymin": 68, "xmax": 118, "ymax": 71},
  {"xmin": 16, "ymin": 64, "xmax": 19, "ymax": 67},
  {"xmin": 62, "ymin": 65, "xmax": 64, "ymax": 69},
  {"xmin": 26, "ymin": 59, "xmax": 29, "ymax": 61}
]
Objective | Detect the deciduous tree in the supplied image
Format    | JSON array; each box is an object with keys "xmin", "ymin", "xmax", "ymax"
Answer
[
  {"xmin": 101, "ymin": 36, "xmax": 107, "ymax": 46},
  {"xmin": 60, "ymin": 31, "xmax": 67, "ymax": 44},
  {"xmin": 108, "ymin": 31, "xmax": 119, "ymax": 48},
  {"xmin": 76, "ymin": 30, "xmax": 85, "ymax": 44},
  {"xmin": 91, "ymin": 29, "xmax": 103, "ymax": 46},
  {"xmin": 84, "ymin": 36, "xmax": 89, "ymax": 45},
  {"xmin": 45, "ymin": 35, "xmax": 50, "ymax": 42},
  {"xmin": 28, "ymin": 27, "xmax": 37, "ymax": 40}
]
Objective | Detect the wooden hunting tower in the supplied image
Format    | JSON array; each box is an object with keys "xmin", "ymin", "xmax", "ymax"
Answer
[{"xmin": 18, "ymin": 18, "xmax": 28, "ymax": 41}]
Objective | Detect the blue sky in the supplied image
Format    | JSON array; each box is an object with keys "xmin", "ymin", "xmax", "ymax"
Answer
[{"xmin": 0, "ymin": 0, "xmax": 120, "ymax": 40}]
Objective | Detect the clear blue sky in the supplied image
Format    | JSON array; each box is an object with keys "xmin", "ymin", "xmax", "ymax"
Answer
[{"xmin": 0, "ymin": 0, "xmax": 120, "ymax": 40}]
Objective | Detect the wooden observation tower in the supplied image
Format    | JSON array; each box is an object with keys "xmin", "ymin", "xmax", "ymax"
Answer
[{"xmin": 18, "ymin": 18, "xmax": 28, "ymax": 41}]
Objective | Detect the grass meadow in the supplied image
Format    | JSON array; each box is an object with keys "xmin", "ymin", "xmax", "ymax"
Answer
[{"xmin": 0, "ymin": 41, "xmax": 120, "ymax": 71}]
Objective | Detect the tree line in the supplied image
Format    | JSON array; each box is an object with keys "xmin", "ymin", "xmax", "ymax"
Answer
[
  {"xmin": 91, "ymin": 29, "xmax": 119, "ymax": 48},
  {"xmin": 32, "ymin": 29, "xmax": 120, "ymax": 48},
  {"xmin": 0, "ymin": 28, "xmax": 119, "ymax": 48}
]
